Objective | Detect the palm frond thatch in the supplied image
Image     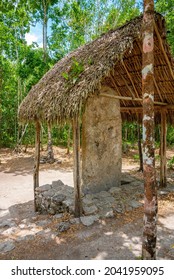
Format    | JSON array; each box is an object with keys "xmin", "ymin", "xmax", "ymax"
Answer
[{"xmin": 18, "ymin": 13, "xmax": 174, "ymax": 124}]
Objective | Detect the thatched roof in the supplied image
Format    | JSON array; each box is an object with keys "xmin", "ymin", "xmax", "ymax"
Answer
[{"xmin": 19, "ymin": 12, "xmax": 174, "ymax": 125}]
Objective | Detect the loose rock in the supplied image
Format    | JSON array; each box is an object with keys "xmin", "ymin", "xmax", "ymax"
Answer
[
  {"xmin": 58, "ymin": 222, "xmax": 70, "ymax": 232},
  {"xmin": 80, "ymin": 215, "xmax": 99, "ymax": 226},
  {"xmin": 128, "ymin": 200, "xmax": 142, "ymax": 208},
  {"xmin": 0, "ymin": 240, "xmax": 15, "ymax": 253},
  {"xmin": 83, "ymin": 205, "xmax": 98, "ymax": 215}
]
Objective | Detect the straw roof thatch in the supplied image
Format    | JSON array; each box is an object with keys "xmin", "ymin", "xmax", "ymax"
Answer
[{"xmin": 19, "ymin": 12, "xmax": 174, "ymax": 125}]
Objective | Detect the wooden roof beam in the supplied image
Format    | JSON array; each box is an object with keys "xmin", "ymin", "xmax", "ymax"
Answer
[
  {"xmin": 153, "ymin": 76, "xmax": 164, "ymax": 102},
  {"xmin": 154, "ymin": 22, "xmax": 174, "ymax": 80},
  {"xmin": 121, "ymin": 74, "xmax": 136, "ymax": 99},
  {"xmin": 109, "ymin": 73, "xmax": 127, "ymax": 106},
  {"xmin": 122, "ymin": 60, "xmax": 140, "ymax": 98}
]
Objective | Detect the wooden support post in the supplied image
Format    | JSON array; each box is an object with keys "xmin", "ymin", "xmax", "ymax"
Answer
[
  {"xmin": 47, "ymin": 123, "xmax": 54, "ymax": 162},
  {"xmin": 73, "ymin": 115, "xmax": 82, "ymax": 217},
  {"xmin": 33, "ymin": 121, "xmax": 41, "ymax": 212},
  {"xmin": 142, "ymin": 0, "xmax": 158, "ymax": 260},
  {"xmin": 137, "ymin": 122, "xmax": 143, "ymax": 172},
  {"xmin": 67, "ymin": 125, "xmax": 71, "ymax": 154},
  {"xmin": 160, "ymin": 109, "xmax": 167, "ymax": 188}
]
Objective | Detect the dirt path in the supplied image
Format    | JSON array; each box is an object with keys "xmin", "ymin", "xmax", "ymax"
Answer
[{"xmin": 0, "ymin": 147, "xmax": 174, "ymax": 260}]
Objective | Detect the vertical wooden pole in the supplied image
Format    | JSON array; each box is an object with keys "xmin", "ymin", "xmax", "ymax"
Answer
[
  {"xmin": 160, "ymin": 109, "xmax": 167, "ymax": 188},
  {"xmin": 47, "ymin": 123, "xmax": 54, "ymax": 162},
  {"xmin": 137, "ymin": 121, "xmax": 143, "ymax": 172},
  {"xmin": 142, "ymin": 0, "xmax": 158, "ymax": 260},
  {"xmin": 73, "ymin": 115, "xmax": 82, "ymax": 217},
  {"xmin": 33, "ymin": 121, "xmax": 41, "ymax": 212},
  {"xmin": 67, "ymin": 125, "xmax": 71, "ymax": 154}
]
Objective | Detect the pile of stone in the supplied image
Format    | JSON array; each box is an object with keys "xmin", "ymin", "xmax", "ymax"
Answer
[
  {"xmin": 35, "ymin": 180, "xmax": 74, "ymax": 215},
  {"xmin": 40, "ymin": 156, "xmax": 62, "ymax": 164},
  {"xmin": 35, "ymin": 176, "xmax": 145, "ymax": 218}
]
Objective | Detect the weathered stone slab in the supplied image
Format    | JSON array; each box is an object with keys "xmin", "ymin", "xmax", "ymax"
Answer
[
  {"xmin": 58, "ymin": 222, "xmax": 70, "ymax": 232},
  {"xmin": 63, "ymin": 199, "xmax": 74, "ymax": 208},
  {"xmin": 97, "ymin": 191, "xmax": 114, "ymax": 198},
  {"xmin": 52, "ymin": 194, "xmax": 65, "ymax": 204},
  {"xmin": 43, "ymin": 189, "xmax": 56, "ymax": 198},
  {"xmin": 52, "ymin": 180, "xmax": 64, "ymax": 188},
  {"xmin": 113, "ymin": 202, "xmax": 125, "ymax": 213},
  {"xmin": 0, "ymin": 220, "xmax": 16, "ymax": 228},
  {"xmin": 70, "ymin": 218, "xmax": 80, "ymax": 224},
  {"xmin": 2, "ymin": 227, "xmax": 18, "ymax": 235},
  {"xmin": 0, "ymin": 240, "xmax": 15, "ymax": 253},
  {"xmin": 158, "ymin": 190, "xmax": 169, "ymax": 195},
  {"xmin": 80, "ymin": 215, "xmax": 99, "ymax": 226},
  {"xmin": 128, "ymin": 200, "xmax": 143, "ymax": 208},
  {"xmin": 36, "ymin": 184, "xmax": 51, "ymax": 193},
  {"xmin": 82, "ymin": 87, "xmax": 122, "ymax": 194},
  {"xmin": 109, "ymin": 187, "xmax": 121, "ymax": 195},
  {"xmin": 83, "ymin": 205, "xmax": 98, "ymax": 216},
  {"xmin": 36, "ymin": 220, "xmax": 51, "ymax": 227},
  {"xmin": 53, "ymin": 213, "xmax": 63, "ymax": 219},
  {"xmin": 105, "ymin": 210, "xmax": 114, "ymax": 218},
  {"xmin": 82, "ymin": 197, "xmax": 94, "ymax": 206}
]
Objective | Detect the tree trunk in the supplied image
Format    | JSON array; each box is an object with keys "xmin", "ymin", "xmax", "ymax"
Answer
[
  {"xmin": 142, "ymin": 0, "xmax": 158, "ymax": 260},
  {"xmin": 33, "ymin": 121, "xmax": 41, "ymax": 212},
  {"xmin": 67, "ymin": 125, "xmax": 71, "ymax": 154},
  {"xmin": 47, "ymin": 123, "xmax": 54, "ymax": 163},
  {"xmin": 124, "ymin": 126, "xmax": 128, "ymax": 141},
  {"xmin": 160, "ymin": 109, "xmax": 167, "ymax": 188},
  {"xmin": 42, "ymin": 0, "xmax": 47, "ymax": 63},
  {"xmin": 137, "ymin": 122, "xmax": 143, "ymax": 172},
  {"xmin": 15, "ymin": 123, "xmax": 28, "ymax": 152},
  {"xmin": 73, "ymin": 115, "xmax": 82, "ymax": 217}
]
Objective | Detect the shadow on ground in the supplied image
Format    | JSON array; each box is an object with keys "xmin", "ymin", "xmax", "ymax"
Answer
[{"xmin": 0, "ymin": 196, "xmax": 174, "ymax": 260}]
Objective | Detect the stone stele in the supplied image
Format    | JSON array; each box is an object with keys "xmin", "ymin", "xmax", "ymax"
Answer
[{"xmin": 82, "ymin": 86, "xmax": 122, "ymax": 194}]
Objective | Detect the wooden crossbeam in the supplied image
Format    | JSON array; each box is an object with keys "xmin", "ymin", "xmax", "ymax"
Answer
[{"xmin": 100, "ymin": 93, "xmax": 168, "ymax": 106}]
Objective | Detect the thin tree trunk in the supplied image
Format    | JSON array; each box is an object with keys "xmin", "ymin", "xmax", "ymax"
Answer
[
  {"xmin": 15, "ymin": 123, "xmax": 28, "ymax": 152},
  {"xmin": 142, "ymin": 0, "xmax": 158, "ymax": 260},
  {"xmin": 67, "ymin": 125, "xmax": 71, "ymax": 154},
  {"xmin": 33, "ymin": 121, "xmax": 41, "ymax": 212},
  {"xmin": 40, "ymin": 131, "xmax": 43, "ymax": 151},
  {"xmin": 42, "ymin": 0, "xmax": 47, "ymax": 63},
  {"xmin": 73, "ymin": 115, "xmax": 82, "ymax": 217},
  {"xmin": 124, "ymin": 126, "xmax": 128, "ymax": 141},
  {"xmin": 160, "ymin": 109, "xmax": 167, "ymax": 188},
  {"xmin": 47, "ymin": 123, "xmax": 54, "ymax": 163},
  {"xmin": 137, "ymin": 122, "xmax": 143, "ymax": 172}
]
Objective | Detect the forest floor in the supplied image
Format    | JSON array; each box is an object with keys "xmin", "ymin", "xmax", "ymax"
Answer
[{"xmin": 0, "ymin": 146, "xmax": 174, "ymax": 260}]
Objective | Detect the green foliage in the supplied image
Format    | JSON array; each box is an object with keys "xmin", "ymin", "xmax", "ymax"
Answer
[
  {"xmin": 168, "ymin": 156, "xmax": 174, "ymax": 169},
  {"xmin": 62, "ymin": 57, "xmax": 84, "ymax": 85},
  {"xmin": 51, "ymin": 125, "xmax": 72, "ymax": 146},
  {"xmin": 166, "ymin": 125, "xmax": 174, "ymax": 146},
  {"xmin": 102, "ymin": 0, "xmax": 140, "ymax": 32},
  {"xmin": 133, "ymin": 154, "xmax": 139, "ymax": 160},
  {"xmin": 156, "ymin": 0, "xmax": 174, "ymax": 54},
  {"xmin": 122, "ymin": 122, "xmax": 138, "ymax": 144}
]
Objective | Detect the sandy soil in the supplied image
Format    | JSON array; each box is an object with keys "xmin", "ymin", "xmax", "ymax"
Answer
[{"xmin": 0, "ymin": 146, "xmax": 174, "ymax": 260}]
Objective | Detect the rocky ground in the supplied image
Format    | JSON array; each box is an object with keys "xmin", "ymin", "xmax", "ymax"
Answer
[{"xmin": 0, "ymin": 146, "xmax": 174, "ymax": 260}]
